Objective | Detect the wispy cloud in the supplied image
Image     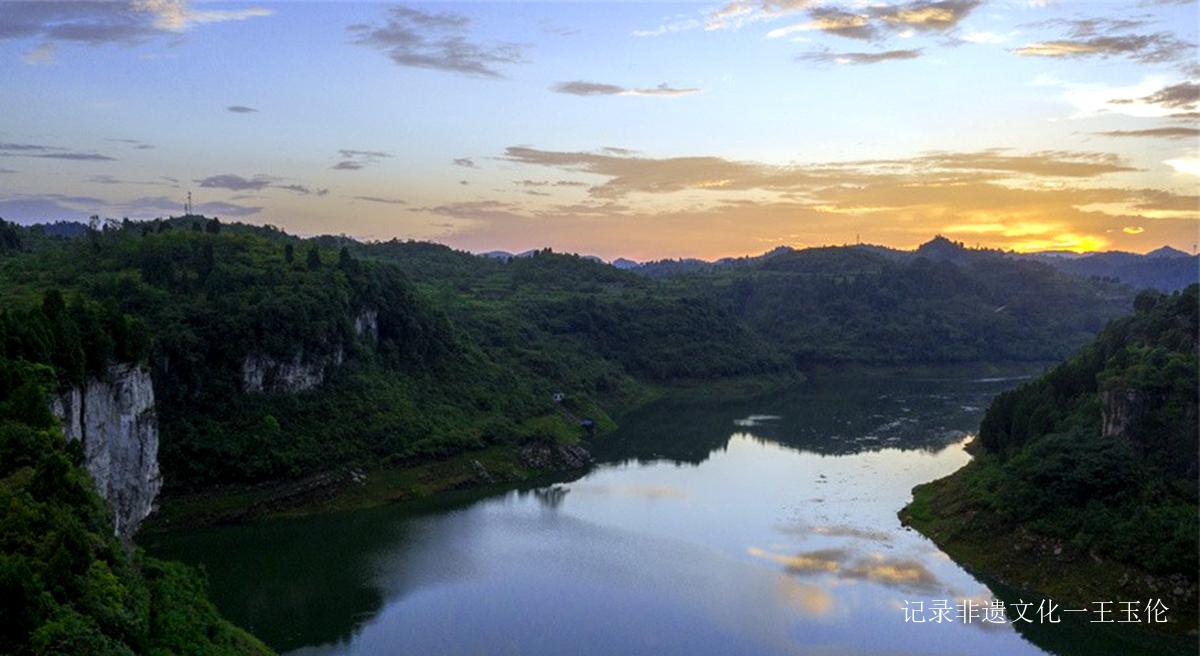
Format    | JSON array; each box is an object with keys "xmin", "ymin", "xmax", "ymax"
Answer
[
  {"xmin": 500, "ymin": 145, "xmax": 1137, "ymax": 200},
  {"xmin": 770, "ymin": 8, "xmax": 876, "ymax": 40},
  {"xmin": 332, "ymin": 149, "xmax": 391, "ymax": 171},
  {"xmin": 0, "ymin": 191, "xmax": 262, "ymax": 223},
  {"xmin": 423, "ymin": 144, "xmax": 1191, "ymax": 258},
  {"xmin": 768, "ymin": 0, "xmax": 981, "ymax": 41},
  {"xmin": 352, "ymin": 195, "xmax": 407, "ymax": 205},
  {"xmin": 797, "ymin": 48, "xmax": 923, "ymax": 65},
  {"xmin": 1094, "ymin": 126, "xmax": 1199, "ymax": 139},
  {"xmin": 0, "ymin": 0, "xmax": 271, "ymax": 52},
  {"xmin": 1014, "ymin": 16, "xmax": 1193, "ymax": 64},
  {"xmin": 87, "ymin": 174, "xmax": 176, "ymax": 187},
  {"xmin": 0, "ymin": 142, "xmax": 115, "ymax": 161},
  {"xmin": 196, "ymin": 174, "xmax": 323, "ymax": 195},
  {"xmin": 226, "ymin": 105, "xmax": 258, "ymax": 113},
  {"xmin": 453, "ymin": 157, "xmax": 478, "ymax": 168},
  {"xmin": 349, "ymin": 6, "xmax": 524, "ymax": 78},
  {"xmin": 703, "ymin": 0, "xmax": 814, "ymax": 32},
  {"xmin": 1112, "ymin": 81, "xmax": 1199, "ymax": 109},
  {"xmin": 551, "ymin": 81, "xmax": 701, "ymax": 97}
]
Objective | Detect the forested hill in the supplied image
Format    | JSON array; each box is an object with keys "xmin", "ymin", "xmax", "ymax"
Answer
[
  {"xmin": 1, "ymin": 216, "xmax": 1136, "ymax": 491},
  {"xmin": 903, "ymin": 285, "xmax": 1199, "ymax": 629},
  {"xmin": 0, "ymin": 214, "xmax": 1158, "ymax": 652}
]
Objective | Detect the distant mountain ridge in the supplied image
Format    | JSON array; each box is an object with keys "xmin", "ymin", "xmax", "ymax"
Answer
[
  {"xmin": 20, "ymin": 220, "xmax": 1195, "ymax": 291},
  {"xmin": 612, "ymin": 236, "xmax": 1198, "ymax": 292}
]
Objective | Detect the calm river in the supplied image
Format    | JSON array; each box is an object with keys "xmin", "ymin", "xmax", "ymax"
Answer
[{"xmin": 147, "ymin": 370, "xmax": 1185, "ymax": 656}]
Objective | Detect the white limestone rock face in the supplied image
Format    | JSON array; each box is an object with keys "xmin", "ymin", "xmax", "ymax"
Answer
[
  {"xmin": 50, "ymin": 364, "xmax": 162, "ymax": 539},
  {"xmin": 354, "ymin": 309, "xmax": 379, "ymax": 343},
  {"xmin": 241, "ymin": 352, "xmax": 335, "ymax": 394}
]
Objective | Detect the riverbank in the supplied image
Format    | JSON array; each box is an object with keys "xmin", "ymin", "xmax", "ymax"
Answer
[
  {"xmin": 900, "ymin": 466, "xmax": 1199, "ymax": 639},
  {"xmin": 142, "ymin": 441, "xmax": 594, "ymax": 533},
  {"xmin": 142, "ymin": 372, "xmax": 804, "ymax": 535}
]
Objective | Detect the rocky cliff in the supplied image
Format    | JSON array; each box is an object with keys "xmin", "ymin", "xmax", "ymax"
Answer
[
  {"xmin": 241, "ymin": 308, "xmax": 377, "ymax": 394},
  {"xmin": 50, "ymin": 363, "xmax": 162, "ymax": 539},
  {"xmin": 241, "ymin": 351, "xmax": 341, "ymax": 394}
]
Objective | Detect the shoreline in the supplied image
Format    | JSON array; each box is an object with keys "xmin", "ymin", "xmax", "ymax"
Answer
[
  {"xmin": 900, "ymin": 470, "xmax": 1199, "ymax": 642},
  {"xmin": 141, "ymin": 441, "xmax": 593, "ymax": 534},
  {"xmin": 141, "ymin": 372, "xmax": 804, "ymax": 535}
]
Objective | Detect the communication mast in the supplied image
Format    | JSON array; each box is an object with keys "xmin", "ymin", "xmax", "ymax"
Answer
[{"xmin": 185, "ymin": 191, "xmax": 193, "ymax": 216}]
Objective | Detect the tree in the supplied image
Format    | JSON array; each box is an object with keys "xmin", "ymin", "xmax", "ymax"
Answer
[
  {"xmin": 200, "ymin": 242, "xmax": 215, "ymax": 279},
  {"xmin": 338, "ymin": 246, "xmax": 356, "ymax": 273},
  {"xmin": 205, "ymin": 217, "xmax": 222, "ymax": 235},
  {"xmin": 284, "ymin": 243, "xmax": 294, "ymax": 264},
  {"xmin": 41, "ymin": 290, "xmax": 66, "ymax": 321},
  {"xmin": 306, "ymin": 244, "xmax": 321, "ymax": 270}
]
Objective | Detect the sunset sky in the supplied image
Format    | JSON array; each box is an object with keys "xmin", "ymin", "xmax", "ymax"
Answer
[{"xmin": 1, "ymin": 0, "xmax": 1197, "ymax": 260}]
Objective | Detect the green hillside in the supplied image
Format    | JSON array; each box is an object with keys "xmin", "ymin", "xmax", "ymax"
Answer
[{"xmin": 902, "ymin": 285, "xmax": 1199, "ymax": 631}]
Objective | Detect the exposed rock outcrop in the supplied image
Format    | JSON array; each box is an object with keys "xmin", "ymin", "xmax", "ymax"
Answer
[
  {"xmin": 241, "ymin": 349, "xmax": 343, "ymax": 394},
  {"xmin": 241, "ymin": 309, "xmax": 373, "ymax": 395},
  {"xmin": 1100, "ymin": 387, "xmax": 1158, "ymax": 448},
  {"xmin": 354, "ymin": 309, "xmax": 379, "ymax": 343},
  {"xmin": 50, "ymin": 364, "xmax": 161, "ymax": 539},
  {"xmin": 518, "ymin": 442, "xmax": 593, "ymax": 471}
]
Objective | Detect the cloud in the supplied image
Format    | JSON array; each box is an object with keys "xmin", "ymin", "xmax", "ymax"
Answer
[
  {"xmin": 453, "ymin": 157, "xmax": 478, "ymax": 168},
  {"xmin": 888, "ymin": 149, "xmax": 1138, "ymax": 177},
  {"xmin": 0, "ymin": 142, "xmax": 115, "ymax": 161},
  {"xmin": 0, "ymin": 197, "xmax": 93, "ymax": 222},
  {"xmin": 433, "ymin": 144, "xmax": 1194, "ymax": 259},
  {"xmin": 276, "ymin": 184, "xmax": 327, "ymax": 196},
  {"xmin": 870, "ymin": 0, "xmax": 981, "ymax": 32},
  {"xmin": 551, "ymin": 81, "xmax": 701, "ymax": 97},
  {"xmin": 770, "ymin": 8, "xmax": 876, "ymax": 40},
  {"xmin": 1037, "ymin": 75, "xmax": 1196, "ymax": 119},
  {"xmin": 797, "ymin": 48, "xmax": 922, "ymax": 65},
  {"xmin": 106, "ymin": 137, "xmax": 153, "ymax": 150},
  {"xmin": 1094, "ymin": 126, "xmax": 1199, "ymax": 139},
  {"xmin": 132, "ymin": 0, "xmax": 272, "ymax": 32},
  {"xmin": 1013, "ymin": 17, "xmax": 1192, "ymax": 64},
  {"xmin": 500, "ymin": 145, "xmax": 1137, "ymax": 201},
  {"xmin": 1013, "ymin": 35, "xmax": 1190, "ymax": 63},
  {"xmin": 960, "ymin": 30, "xmax": 1012, "ymax": 44},
  {"xmin": 332, "ymin": 149, "xmax": 391, "ymax": 171},
  {"xmin": 86, "ymin": 173, "xmax": 176, "ymax": 187},
  {"xmin": 0, "ymin": 168, "xmax": 16, "ymax": 174},
  {"xmin": 352, "ymin": 195, "xmax": 407, "ymax": 204},
  {"xmin": 196, "ymin": 174, "xmax": 320, "ymax": 195},
  {"xmin": 703, "ymin": 0, "xmax": 814, "ymax": 31},
  {"xmin": 1164, "ymin": 157, "xmax": 1200, "ymax": 176},
  {"xmin": 768, "ymin": 0, "xmax": 980, "ymax": 41},
  {"xmin": 196, "ymin": 173, "xmax": 275, "ymax": 191},
  {"xmin": 0, "ymin": 1, "xmax": 271, "ymax": 50},
  {"xmin": 0, "ymin": 191, "xmax": 261, "ymax": 222},
  {"xmin": 632, "ymin": 16, "xmax": 704, "ymax": 38},
  {"xmin": 121, "ymin": 195, "xmax": 261, "ymax": 217},
  {"xmin": 1112, "ymin": 81, "xmax": 1200, "ymax": 110},
  {"xmin": 1123, "ymin": 226, "xmax": 1144, "ymax": 234},
  {"xmin": 349, "ymin": 6, "xmax": 524, "ymax": 78},
  {"xmin": 226, "ymin": 105, "xmax": 257, "ymax": 113}
]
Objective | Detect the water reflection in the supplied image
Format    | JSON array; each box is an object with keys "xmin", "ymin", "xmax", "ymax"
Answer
[{"xmin": 146, "ymin": 368, "xmax": 1192, "ymax": 656}]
